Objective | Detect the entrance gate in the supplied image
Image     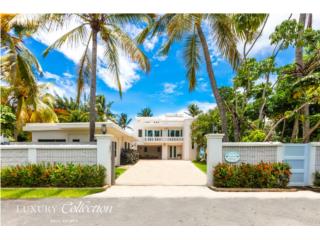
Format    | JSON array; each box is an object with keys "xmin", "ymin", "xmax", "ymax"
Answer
[{"xmin": 283, "ymin": 144, "xmax": 309, "ymax": 186}]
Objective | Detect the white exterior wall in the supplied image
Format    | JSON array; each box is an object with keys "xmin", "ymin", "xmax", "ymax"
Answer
[{"xmin": 133, "ymin": 115, "xmax": 196, "ymax": 160}]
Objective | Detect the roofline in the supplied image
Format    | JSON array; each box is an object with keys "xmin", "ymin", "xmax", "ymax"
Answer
[{"xmin": 23, "ymin": 121, "xmax": 138, "ymax": 141}]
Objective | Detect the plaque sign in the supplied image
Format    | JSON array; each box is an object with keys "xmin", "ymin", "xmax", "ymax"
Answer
[{"xmin": 224, "ymin": 151, "xmax": 240, "ymax": 163}]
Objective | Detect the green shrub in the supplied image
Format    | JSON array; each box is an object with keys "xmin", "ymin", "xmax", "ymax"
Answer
[
  {"xmin": 314, "ymin": 171, "xmax": 320, "ymax": 187},
  {"xmin": 120, "ymin": 149, "xmax": 139, "ymax": 165},
  {"xmin": 241, "ymin": 129, "xmax": 266, "ymax": 142},
  {"xmin": 1, "ymin": 163, "xmax": 106, "ymax": 187},
  {"xmin": 213, "ymin": 162, "xmax": 291, "ymax": 188}
]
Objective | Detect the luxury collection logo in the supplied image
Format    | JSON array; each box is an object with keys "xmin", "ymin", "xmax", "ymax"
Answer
[{"xmin": 16, "ymin": 201, "xmax": 113, "ymax": 215}]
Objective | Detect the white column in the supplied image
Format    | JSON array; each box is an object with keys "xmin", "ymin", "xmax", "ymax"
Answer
[
  {"xmin": 28, "ymin": 147, "xmax": 37, "ymax": 164},
  {"xmin": 309, "ymin": 143, "xmax": 317, "ymax": 186},
  {"xmin": 183, "ymin": 118, "xmax": 193, "ymax": 160},
  {"xmin": 276, "ymin": 143, "xmax": 283, "ymax": 163},
  {"xmin": 162, "ymin": 144, "xmax": 168, "ymax": 160},
  {"xmin": 206, "ymin": 133, "xmax": 224, "ymax": 186},
  {"xmin": 96, "ymin": 134, "xmax": 113, "ymax": 185}
]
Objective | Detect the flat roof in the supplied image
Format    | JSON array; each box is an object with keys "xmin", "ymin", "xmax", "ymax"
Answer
[{"xmin": 23, "ymin": 121, "xmax": 138, "ymax": 141}]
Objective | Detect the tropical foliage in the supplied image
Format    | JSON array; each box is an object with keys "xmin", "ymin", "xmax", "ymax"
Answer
[
  {"xmin": 137, "ymin": 107, "xmax": 153, "ymax": 117},
  {"xmin": 185, "ymin": 103, "xmax": 202, "ymax": 117}
]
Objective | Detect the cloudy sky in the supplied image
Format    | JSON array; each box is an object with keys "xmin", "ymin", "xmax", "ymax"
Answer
[{"xmin": 24, "ymin": 14, "xmax": 319, "ymax": 119}]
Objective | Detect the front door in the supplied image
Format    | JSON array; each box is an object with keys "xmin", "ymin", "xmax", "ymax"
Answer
[{"xmin": 169, "ymin": 146, "xmax": 177, "ymax": 159}]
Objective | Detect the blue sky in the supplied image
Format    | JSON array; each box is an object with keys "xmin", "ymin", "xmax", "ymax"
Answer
[{"xmin": 23, "ymin": 14, "xmax": 318, "ymax": 119}]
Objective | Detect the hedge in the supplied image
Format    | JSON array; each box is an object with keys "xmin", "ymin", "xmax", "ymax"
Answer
[
  {"xmin": 314, "ymin": 171, "xmax": 320, "ymax": 187},
  {"xmin": 120, "ymin": 149, "xmax": 139, "ymax": 165},
  {"xmin": 213, "ymin": 162, "xmax": 291, "ymax": 188},
  {"xmin": 1, "ymin": 163, "xmax": 106, "ymax": 187}
]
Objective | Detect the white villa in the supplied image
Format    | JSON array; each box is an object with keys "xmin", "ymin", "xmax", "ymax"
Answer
[
  {"xmin": 133, "ymin": 114, "xmax": 196, "ymax": 160},
  {"xmin": 22, "ymin": 114, "xmax": 197, "ymax": 164}
]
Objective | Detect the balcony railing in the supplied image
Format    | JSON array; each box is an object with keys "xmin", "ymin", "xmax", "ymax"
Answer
[{"xmin": 140, "ymin": 137, "xmax": 183, "ymax": 142}]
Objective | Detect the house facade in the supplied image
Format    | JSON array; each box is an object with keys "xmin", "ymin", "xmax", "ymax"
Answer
[
  {"xmin": 23, "ymin": 122, "xmax": 138, "ymax": 166},
  {"xmin": 23, "ymin": 114, "xmax": 197, "ymax": 163},
  {"xmin": 133, "ymin": 114, "xmax": 197, "ymax": 160}
]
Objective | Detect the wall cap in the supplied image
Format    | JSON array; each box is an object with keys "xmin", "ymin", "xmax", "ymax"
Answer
[
  {"xmin": 222, "ymin": 142, "xmax": 282, "ymax": 147},
  {"xmin": 95, "ymin": 134, "xmax": 114, "ymax": 139},
  {"xmin": 205, "ymin": 133, "xmax": 225, "ymax": 139}
]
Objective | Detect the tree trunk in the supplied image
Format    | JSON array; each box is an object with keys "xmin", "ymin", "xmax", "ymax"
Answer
[
  {"xmin": 89, "ymin": 28, "xmax": 98, "ymax": 142},
  {"xmin": 196, "ymin": 25, "xmax": 229, "ymax": 141},
  {"xmin": 258, "ymin": 73, "xmax": 270, "ymax": 124},
  {"xmin": 295, "ymin": 14, "xmax": 307, "ymax": 143},
  {"xmin": 291, "ymin": 114, "xmax": 299, "ymax": 142}
]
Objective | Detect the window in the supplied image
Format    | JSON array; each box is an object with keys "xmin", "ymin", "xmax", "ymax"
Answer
[
  {"xmin": 144, "ymin": 147, "xmax": 147, "ymax": 152},
  {"xmin": 72, "ymin": 139, "xmax": 80, "ymax": 142},
  {"xmin": 157, "ymin": 146, "xmax": 161, "ymax": 152},
  {"xmin": 155, "ymin": 130, "xmax": 160, "ymax": 137},
  {"xmin": 175, "ymin": 130, "xmax": 180, "ymax": 137},
  {"xmin": 138, "ymin": 129, "xmax": 142, "ymax": 137},
  {"xmin": 147, "ymin": 130, "xmax": 153, "ymax": 137},
  {"xmin": 38, "ymin": 139, "xmax": 66, "ymax": 142}
]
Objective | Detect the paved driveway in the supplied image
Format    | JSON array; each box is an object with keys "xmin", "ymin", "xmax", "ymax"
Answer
[{"xmin": 116, "ymin": 160, "xmax": 206, "ymax": 186}]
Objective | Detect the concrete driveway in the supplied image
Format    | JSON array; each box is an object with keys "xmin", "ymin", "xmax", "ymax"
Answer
[{"xmin": 116, "ymin": 160, "xmax": 206, "ymax": 186}]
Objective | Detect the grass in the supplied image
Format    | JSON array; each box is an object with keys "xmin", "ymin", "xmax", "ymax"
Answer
[
  {"xmin": 0, "ymin": 188, "xmax": 104, "ymax": 199},
  {"xmin": 116, "ymin": 166, "xmax": 127, "ymax": 178},
  {"xmin": 192, "ymin": 160, "xmax": 207, "ymax": 173}
]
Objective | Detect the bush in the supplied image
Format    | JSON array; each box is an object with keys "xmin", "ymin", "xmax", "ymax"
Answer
[
  {"xmin": 120, "ymin": 149, "xmax": 139, "ymax": 165},
  {"xmin": 1, "ymin": 163, "xmax": 106, "ymax": 187},
  {"xmin": 314, "ymin": 171, "xmax": 320, "ymax": 187},
  {"xmin": 241, "ymin": 129, "xmax": 266, "ymax": 142},
  {"xmin": 213, "ymin": 162, "xmax": 291, "ymax": 188}
]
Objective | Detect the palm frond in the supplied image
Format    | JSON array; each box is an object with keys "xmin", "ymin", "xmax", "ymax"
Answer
[
  {"xmin": 184, "ymin": 28, "xmax": 202, "ymax": 91},
  {"xmin": 43, "ymin": 23, "xmax": 89, "ymax": 57},
  {"xmin": 206, "ymin": 14, "xmax": 241, "ymax": 70},
  {"xmin": 108, "ymin": 25, "xmax": 150, "ymax": 72}
]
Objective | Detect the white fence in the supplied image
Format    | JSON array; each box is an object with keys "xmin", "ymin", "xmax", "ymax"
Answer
[
  {"xmin": 1, "ymin": 145, "xmax": 97, "ymax": 167},
  {"xmin": 206, "ymin": 134, "xmax": 320, "ymax": 187},
  {"xmin": 0, "ymin": 134, "xmax": 114, "ymax": 185}
]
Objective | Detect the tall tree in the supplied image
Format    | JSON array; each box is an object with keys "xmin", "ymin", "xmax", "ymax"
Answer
[
  {"xmin": 137, "ymin": 107, "xmax": 153, "ymax": 117},
  {"xmin": 0, "ymin": 14, "xmax": 58, "ymax": 139},
  {"xmin": 117, "ymin": 113, "xmax": 132, "ymax": 129},
  {"xmin": 185, "ymin": 103, "xmax": 202, "ymax": 117},
  {"xmin": 43, "ymin": 14, "xmax": 151, "ymax": 141},
  {"xmin": 139, "ymin": 14, "xmax": 242, "ymax": 141}
]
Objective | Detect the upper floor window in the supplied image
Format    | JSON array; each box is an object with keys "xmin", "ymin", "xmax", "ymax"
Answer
[{"xmin": 138, "ymin": 129, "xmax": 142, "ymax": 137}]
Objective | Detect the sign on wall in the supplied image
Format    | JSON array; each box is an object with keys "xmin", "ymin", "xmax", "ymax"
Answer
[{"xmin": 224, "ymin": 151, "xmax": 240, "ymax": 163}]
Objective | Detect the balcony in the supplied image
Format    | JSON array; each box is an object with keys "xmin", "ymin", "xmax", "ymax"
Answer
[{"xmin": 139, "ymin": 137, "xmax": 183, "ymax": 142}]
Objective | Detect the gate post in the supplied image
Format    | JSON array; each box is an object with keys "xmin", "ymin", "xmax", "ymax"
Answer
[
  {"xmin": 206, "ymin": 133, "xmax": 224, "ymax": 186},
  {"xmin": 96, "ymin": 134, "xmax": 114, "ymax": 185}
]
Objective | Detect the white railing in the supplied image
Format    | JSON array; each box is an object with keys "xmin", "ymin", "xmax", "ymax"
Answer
[{"xmin": 140, "ymin": 137, "xmax": 183, "ymax": 142}]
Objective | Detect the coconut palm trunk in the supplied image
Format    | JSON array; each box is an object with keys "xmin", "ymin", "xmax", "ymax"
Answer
[
  {"xmin": 89, "ymin": 27, "xmax": 98, "ymax": 142},
  {"xmin": 292, "ymin": 13, "xmax": 306, "ymax": 142},
  {"xmin": 196, "ymin": 25, "xmax": 229, "ymax": 141}
]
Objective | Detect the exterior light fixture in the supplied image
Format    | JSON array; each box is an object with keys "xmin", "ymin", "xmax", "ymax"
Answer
[
  {"xmin": 101, "ymin": 124, "xmax": 107, "ymax": 134},
  {"xmin": 212, "ymin": 124, "xmax": 217, "ymax": 133}
]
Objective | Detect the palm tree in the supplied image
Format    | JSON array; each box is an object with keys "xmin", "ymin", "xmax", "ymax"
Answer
[
  {"xmin": 42, "ymin": 14, "xmax": 152, "ymax": 141},
  {"xmin": 117, "ymin": 113, "xmax": 132, "ymax": 129},
  {"xmin": 96, "ymin": 95, "xmax": 116, "ymax": 122},
  {"xmin": 185, "ymin": 103, "xmax": 202, "ymax": 117},
  {"xmin": 0, "ymin": 14, "xmax": 58, "ymax": 139},
  {"xmin": 139, "ymin": 14, "xmax": 241, "ymax": 141},
  {"xmin": 137, "ymin": 107, "xmax": 153, "ymax": 117}
]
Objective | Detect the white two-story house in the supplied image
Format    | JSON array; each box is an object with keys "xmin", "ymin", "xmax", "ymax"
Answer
[{"xmin": 133, "ymin": 114, "xmax": 197, "ymax": 160}]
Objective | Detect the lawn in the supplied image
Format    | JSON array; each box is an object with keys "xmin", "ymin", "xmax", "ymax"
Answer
[
  {"xmin": 192, "ymin": 160, "xmax": 207, "ymax": 173},
  {"xmin": 0, "ymin": 188, "xmax": 104, "ymax": 199},
  {"xmin": 116, "ymin": 166, "xmax": 127, "ymax": 178}
]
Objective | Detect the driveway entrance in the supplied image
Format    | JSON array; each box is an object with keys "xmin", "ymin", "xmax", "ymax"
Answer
[{"xmin": 116, "ymin": 160, "xmax": 206, "ymax": 186}]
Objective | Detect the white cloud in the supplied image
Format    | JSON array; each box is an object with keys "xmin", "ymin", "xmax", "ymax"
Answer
[
  {"xmin": 159, "ymin": 101, "xmax": 217, "ymax": 117},
  {"xmin": 63, "ymin": 72, "xmax": 73, "ymax": 78},
  {"xmin": 163, "ymin": 83, "xmax": 177, "ymax": 94},
  {"xmin": 41, "ymin": 71, "xmax": 78, "ymax": 98},
  {"xmin": 33, "ymin": 18, "xmax": 145, "ymax": 93}
]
